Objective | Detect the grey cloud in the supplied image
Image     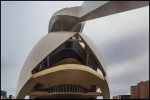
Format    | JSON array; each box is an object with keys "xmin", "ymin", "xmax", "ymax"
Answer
[
  {"xmin": 99, "ymin": 31, "xmax": 149, "ymax": 66},
  {"xmin": 1, "ymin": 1, "xmax": 149, "ymax": 99},
  {"xmin": 107, "ymin": 50, "xmax": 149, "ymax": 98}
]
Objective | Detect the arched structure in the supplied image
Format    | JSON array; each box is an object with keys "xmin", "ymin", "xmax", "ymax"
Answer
[{"xmin": 16, "ymin": 1, "xmax": 149, "ymax": 99}]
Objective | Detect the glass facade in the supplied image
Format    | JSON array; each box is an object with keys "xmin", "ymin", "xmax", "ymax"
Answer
[{"xmin": 32, "ymin": 36, "xmax": 101, "ymax": 75}]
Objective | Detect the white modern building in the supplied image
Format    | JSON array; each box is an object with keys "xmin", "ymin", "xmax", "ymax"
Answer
[{"xmin": 16, "ymin": 1, "xmax": 148, "ymax": 99}]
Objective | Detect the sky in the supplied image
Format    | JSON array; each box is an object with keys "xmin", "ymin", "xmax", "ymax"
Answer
[{"xmin": 1, "ymin": 1, "xmax": 149, "ymax": 99}]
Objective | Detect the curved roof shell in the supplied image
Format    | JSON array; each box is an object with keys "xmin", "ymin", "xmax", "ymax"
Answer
[{"xmin": 16, "ymin": 32, "xmax": 76, "ymax": 97}]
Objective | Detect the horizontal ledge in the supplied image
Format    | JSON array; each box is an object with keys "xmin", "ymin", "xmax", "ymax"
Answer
[
  {"xmin": 32, "ymin": 64, "xmax": 105, "ymax": 80},
  {"xmin": 85, "ymin": 92, "xmax": 102, "ymax": 96},
  {"xmin": 67, "ymin": 39, "xmax": 83, "ymax": 42}
]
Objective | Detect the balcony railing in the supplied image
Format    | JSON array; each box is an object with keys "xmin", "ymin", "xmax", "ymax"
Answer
[{"xmin": 40, "ymin": 84, "xmax": 92, "ymax": 94}]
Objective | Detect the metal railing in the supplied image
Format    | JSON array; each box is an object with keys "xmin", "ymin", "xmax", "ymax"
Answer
[{"xmin": 41, "ymin": 84, "xmax": 91, "ymax": 94}]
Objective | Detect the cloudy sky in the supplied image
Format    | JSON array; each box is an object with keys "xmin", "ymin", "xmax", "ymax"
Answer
[{"xmin": 1, "ymin": 1, "xmax": 149, "ymax": 99}]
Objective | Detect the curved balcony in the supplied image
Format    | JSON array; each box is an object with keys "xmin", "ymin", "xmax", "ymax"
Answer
[{"xmin": 29, "ymin": 64, "xmax": 108, "ymax": 99}]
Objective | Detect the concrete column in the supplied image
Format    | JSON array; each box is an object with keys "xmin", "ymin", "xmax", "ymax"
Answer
[
  {"xmin": 47, "ymin": 55, "xmax": 50, "ymax": 67},
  {"xmin": 91, "ymin": 85, "xmax": 97, "ymax": 92},
  {"xmin": 85, "ymin": 47, "xmax": 90, "ymax": 66}
]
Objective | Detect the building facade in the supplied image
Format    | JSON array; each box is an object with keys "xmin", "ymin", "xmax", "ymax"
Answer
[
  {"xmin": 1, "ymin": 90, "xmax": 7, "ymax": 99},
  {"xmin": 113, "ymin": 95, "xmax": 131, "ymax": 99},
  {"xmin": 131, "ymin": 80, "xmax": 149, "ymax": 99},
  {"xmin": 1, "ymin": 91, "xmax": 7, "ymax": 97}
]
